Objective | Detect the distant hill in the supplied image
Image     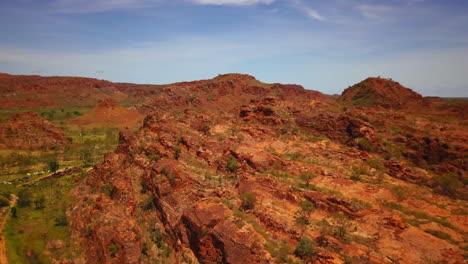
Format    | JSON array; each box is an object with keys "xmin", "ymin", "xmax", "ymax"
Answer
[
  {"xmin": 67, "ymin": 98, "xmax": 143, "ymax": 128},
  {"xmin": 338, "ymin": 77, "xmax": 426, "ymax": 108},
  {"xmin": 0, "ymin": 73, "xmax": 164, "ymax": 108}
]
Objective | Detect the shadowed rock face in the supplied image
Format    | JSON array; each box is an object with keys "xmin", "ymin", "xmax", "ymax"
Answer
[
  {"xmin": 0, "ymin": 111, "xmax": 69, "ymax": 150},
  {"xmin": 63, "ymin": 74, "xmax": 467, "ymax": 264}
]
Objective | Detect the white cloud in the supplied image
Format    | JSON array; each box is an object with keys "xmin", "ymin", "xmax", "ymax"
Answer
[
  {"xmin": 356, "ymin": 4, "xmax": 395, "ymax": 20},
  {"xmin": 292, "ymin": 0, "xmax": 324, "ymax": 21},
  {"xmin": 51, "ymin": 0, "xmax": 160, "ymax": 13},
  {"xmin": 190, "ymin": 0, "xmax": 274, "ymax": 6}
]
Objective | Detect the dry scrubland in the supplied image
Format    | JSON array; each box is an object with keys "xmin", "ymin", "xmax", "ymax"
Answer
[{"xmin": 0, "ymin": 73, "xmax": 466, "ymax": 264}]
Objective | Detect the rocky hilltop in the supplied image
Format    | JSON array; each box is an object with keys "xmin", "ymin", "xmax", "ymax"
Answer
[
  {"xmin": 67, "ymin": 74, "xmax": 467, "ymax": 264},
  {"xmin": 0, "ymin": 111, "xmax": 69, "ymax": 150},
  {"xmin": 338, "ymin": 77, "xmax": 428, "ymax": 109}
]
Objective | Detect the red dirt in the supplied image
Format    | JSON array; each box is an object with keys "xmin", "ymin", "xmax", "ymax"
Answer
[{"xmin": 67, "ymin": 98, "xmax": 143, "ymax": 128}]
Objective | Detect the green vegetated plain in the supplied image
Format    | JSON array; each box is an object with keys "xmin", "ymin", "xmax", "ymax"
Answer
[{"xmin": 0, "ymin": 107, "xmax": 121, "ymax": 263}]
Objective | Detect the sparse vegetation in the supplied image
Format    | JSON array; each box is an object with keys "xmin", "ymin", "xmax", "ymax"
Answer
[
  {"xmin": 0, "ymin": 73, "xmax": 466, "ymax": 264},
  {"xmin": 424, "ymin": 229, "xmax": 456, "ymax": 243},
  {"xmin": 239, "ymin": 191, "xmax": 256, "ymax": 210},
  {"xmin": 300, "ymin": 172, "xmax": 315, "ymax": 187},
  {"xmin": 226, "ymin": 155, "xmax": 240, "ymax": 173},
  {"xmin": 433, "ymin": 173, "xmax": 463, "ymax": 197},
  {"xmin": 48, "ymin": 158, "xmax": 59, "ymax": 173},
  {"xmin": 294, "ymin": 237, "xmax": 316, "ymax": 260},
  {"xmin": 0, "ymin": 196, "xmax": 9, "ymax": 207}
]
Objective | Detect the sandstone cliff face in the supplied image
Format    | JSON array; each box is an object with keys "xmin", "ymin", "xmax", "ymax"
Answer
[
  {"xmin": 69, "ymin": 75, "xmax": 467, "ymax": 264},
  {"xmin": 0, "ymin": 111, "xmax": 69, "ymax": 150}
]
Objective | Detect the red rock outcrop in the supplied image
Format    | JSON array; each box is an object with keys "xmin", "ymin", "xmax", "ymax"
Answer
[
  {"xmin": 0, "ymin": 111, "xmax": 69, "ymax": 150},
  {"xmin": 65, "ymin": 74, "xmax": 467, "ymax": 264}
]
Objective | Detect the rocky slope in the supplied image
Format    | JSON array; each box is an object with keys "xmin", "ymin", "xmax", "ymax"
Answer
[
  {"xmin": 68, "ymin": 98, "xmax": 143, "ymax": 128},
  {"xmin": 0, "ymin": 111, "xmax": 70, "ymax": 150},
  {"xmin": 338, "ymin": 77, "xmax": 428, "ymax": 109},
  {"xmin": 67, "ymin": 74, "xmax": 467, "ymax": 264}
]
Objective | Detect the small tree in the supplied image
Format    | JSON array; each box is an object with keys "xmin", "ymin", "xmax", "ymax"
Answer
[
  {"xmin": 295, "ymin": 200, "xmax": 315, "ymax": 233},
  {"xmin": 334, "ymin": 214, "xmax": 353, "ymax": 239},
  {"xmin": 54, "ymin": 211, "xmax": 68, "ymax": 226},
  {"xmin": 294, "ymin": 237, "xmax": 316, "ymax": 260},
  {"xmin": 300, "ymin": 172, "xmax": 315, "ymax": 187},
  {"xmin": 81, "ymin": 149, "xmax": 93, "ymax": 167},
  {"xmin": 34, "ymin": 196, "xmax": 46, "ymax": 209},
  {"xmin": 299, "ymin": 200, "xmax": 315, "ymax": 217},
  {"xmin": 239, "ymin": 192, "xmax": 256, "ymax": 210},
  {"xmin": 17, "ymin": 189, "xmax": 32, "ymax": 207},
  {"xmin": 11, "ymin": 207, "xmax": 17, "ymax": 218},
  {"xmin": 48, "ymin": 159, "xmax": 59, "ymax": 173}
]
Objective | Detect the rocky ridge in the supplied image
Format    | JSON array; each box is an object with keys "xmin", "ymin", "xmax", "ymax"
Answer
[{"xmin": 68, "ymin": 74, "xmax": 467, "ymax": 264}]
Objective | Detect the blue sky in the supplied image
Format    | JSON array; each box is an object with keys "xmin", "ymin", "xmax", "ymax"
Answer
[{"xmin": 0, "ymin": 0, "xmax": 467, "ymax": 96}]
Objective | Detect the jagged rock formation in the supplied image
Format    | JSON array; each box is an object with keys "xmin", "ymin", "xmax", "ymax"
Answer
[
  {"xmin": 68, "ymin": 74, "xmax": 467, "ymax": 264},
  {"xmin": 0, "ymin": 111, "xmax": 69, "ymax": 150}
]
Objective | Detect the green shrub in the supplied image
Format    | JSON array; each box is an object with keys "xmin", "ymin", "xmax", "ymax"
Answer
[
  {"xmin": 141, "ymin": 196, "xmax": 155, "ymax": 211},
  {"xmin": 148, "ymin": 154, "xmax": 160, "ymax": 162},
  {"xmin": 101, "ymin": 184, "xmax": 114, "ymax": 197},
  {"xmin": 285, "ymin": 151, "xmax": 305, "ymax": 161},
  {"xmin": 160, "ymin": 165, "xmax": 169, "ymax": 175},
  {"xmin": 200, "ymin": 123, "xmax": 211, "ymax": 135},
  {"xmin": 356, "ymin": 137, "xmax": 374, "ymax": 152},
  {"xmin": 48, "ymin": 159, "xmax": 59, "ymax": 173},
  {"xmin": 34, "ymin": 196, "xmax": 46, "ymax": 209},
  {"xmin": 54, "ymin": 211, "xmax": 68, "ymax": 226},
  {"xmin": 239, "ymin": 192, "xmax": 256, "ymax": 210},
  {"xmin": 294, "ymin": 238, "xmax": 316, "ymax": 259},
  {"xmin": 173, "ymin": 146, "xmax": 182, "ymax": 159},
  {"xmin": 0, "ymin": 196, "xmax": 9, "ymax": 207},
  {"xmin": 11, "ymin": 207, "xmax": 17, "ymax": 218},
  {"xmin": 344, "ymin": 255, "xmax": 354, "ymax": 264},
  {"xmin": 17, "ymin": 189, "xmax": 32, "ymax": 207},
  {"xmin": 300, "ymin": 172, "xmax": 315, "ymax": 187},
  {"xmin": 424, "ymin": 229, "xmax": 454, "ymax": 242},
  {"xmin": 226, "ymin": 156, "xmax": 240, "ymax": 173},
  {"xmin": 299, "ymin": 200, "xmax": 315, "ymax": 217},
  {"xmin": 109, "ymin": 242, "xmax": 122, "ymax": 258},
  {"xmin": 433, "ymin": 173, "xmax": 463, "ymax": 197},
  {"xmin": 365, "ymin": 158, "xmax": 385, "ymax": 171},
  {"xmin": 391, "ymin": 186, "xmax": 406, "ymax": 201},
  {"xmin": 350, "ymin": 174, "xmax": 361, "ymax": 181}
]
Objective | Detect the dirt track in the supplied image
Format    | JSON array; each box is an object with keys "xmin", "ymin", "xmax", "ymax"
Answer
[{"xmin": 0, "ymin": 196, "xmax": 17, "ymax": 264}]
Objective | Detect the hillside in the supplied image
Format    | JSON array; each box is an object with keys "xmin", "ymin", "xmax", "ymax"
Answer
[
  {"xmin": 62, "ymin": 74, "xmax": 467, "ymax": 264},
  {"xmin": 68, "ymin": 98, "xmax": 143, "ymax": 128},
  {"xmin": 0, "ymin": 73, "xmax": 466, "ymax": 264},
  {"xmin": 338, "ymin": 77, "xmax": 427, "ymax": 109},
  {"xmin": 0, "ymin": 111, "xmax": 69, "ymax": 150}
]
